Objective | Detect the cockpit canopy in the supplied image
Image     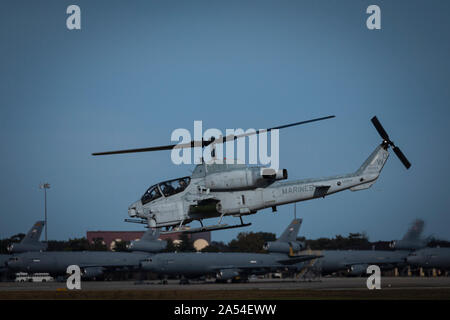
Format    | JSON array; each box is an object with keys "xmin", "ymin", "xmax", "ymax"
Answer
[{"xmin": 141, "ymin": 177, "xmax": 191, "ymax": 205}]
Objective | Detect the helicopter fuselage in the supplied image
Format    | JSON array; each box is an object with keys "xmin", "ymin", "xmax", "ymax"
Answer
[{"xmin": 128, "ymin": 144, "xmax": 389, "ymax": 229}]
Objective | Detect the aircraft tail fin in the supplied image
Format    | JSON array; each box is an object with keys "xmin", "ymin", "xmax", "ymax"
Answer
[
  {"xmin": 22, "ymin": 221, "xmax": 45, "ymax": 244},
  {"xmin": 391, "ymin": 219, "xmax": 427, "ymax": 250},
  {"xmin": 9, "ymin": 221, "xmax": 47, "ymax": 253},
  {"xmin": 355, "ymin": 144, "xmax": 389, "ymax": 177},
  {"xmin": 277, "ymin": 219, "xmax": 302, "ymax": 243},
  {"xmin": 140, "ymin": 228, "xmax": 160, "ymax": 242},
  {"xmin": 351, "ymin": 144, "xmax": 389, "ymax": 192},
  {"xmin": 402, "ymin": 219, "xmax": 425, "ymax": 241},
  {"xmin": 129, "ymin": 228, "xmax": 166, "ymax": 253}
]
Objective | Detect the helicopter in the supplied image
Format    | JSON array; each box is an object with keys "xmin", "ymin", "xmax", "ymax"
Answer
[{"xmin": 92, "ymin": 116, "xmax": 411, "ymax": 234}]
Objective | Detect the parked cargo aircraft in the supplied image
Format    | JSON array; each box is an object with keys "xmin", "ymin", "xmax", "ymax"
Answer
[
  {"xmin": 140, "ymin": 219, "xmax": 319, "ymax": 283},
  {"xmin": 1, "ymin": 221, "xmax": 47, "ymax": 279},
  {"xmin": 0, "ymin": 255, "xmax": 8, "ymax": 276},
  {"xmin": 6, "ymin": 229, "xmax": 164, "ymax": 279},
  {"xmin": 407, "ymin": 247, "xmax": 450, "ymax": 270},
  {"xmin": 299, "ymin": 219, "xmax": 428, "ymax": 276}
]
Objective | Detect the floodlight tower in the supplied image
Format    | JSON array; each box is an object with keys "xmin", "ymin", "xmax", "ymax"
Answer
[{"xmin": 39, "ymin": 183, "xmax": 50, "ymax": 242}]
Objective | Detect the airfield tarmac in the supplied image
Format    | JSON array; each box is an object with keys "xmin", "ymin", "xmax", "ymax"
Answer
[{"xmin": 1, "ymin": 277, "xmax": 450, "ymax": 299}]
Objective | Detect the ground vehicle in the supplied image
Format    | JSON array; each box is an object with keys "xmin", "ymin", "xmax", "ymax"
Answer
[{"xmin": 15, "ymin": 272, "xmax": 54, "ymax": 282}]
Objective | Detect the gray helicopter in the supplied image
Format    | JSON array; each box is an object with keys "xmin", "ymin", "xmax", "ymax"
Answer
[{"xmin": 92, "ymin": 116, "xmax": 411, "ymax": 234}]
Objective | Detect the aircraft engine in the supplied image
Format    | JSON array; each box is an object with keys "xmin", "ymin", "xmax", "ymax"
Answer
[
  {"xmin": 204, "ymin": 167, "xmax": 287, "ymax": 191},
  {"xmin": 348, "ymin": 264, "xmax": 368, "ymax": 276},
  {"xmin": 390, "ymin": 240, "xmax": 423, "ymax": 250},
  {"xmin": 128, "ymin": 240, "xmax": 167, "ymax": 253},
  {"xmin": 8, "ymin": 242, "xmax": 48, "ymax": 254},
  {"xmin": 264, "ymin": 241, "xmax": 305, "ymax": 254},
  {"xmin": 82, "ymin": 267, "xmax": 105, "ymax": 279},
  {"xmin": 217, "ymin": 269, "xmax": 240, "ymax": 280}
]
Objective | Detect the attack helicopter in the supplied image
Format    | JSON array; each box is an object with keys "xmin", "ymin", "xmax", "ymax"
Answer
[{"xmin": 92, "ymin": 116, "xmax": 410, "ymax": 234}]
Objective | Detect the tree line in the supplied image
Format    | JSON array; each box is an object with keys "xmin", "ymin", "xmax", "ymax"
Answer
[{"xmin": 1, "ymin": 231, "xmax": 449, "ymax": 254}]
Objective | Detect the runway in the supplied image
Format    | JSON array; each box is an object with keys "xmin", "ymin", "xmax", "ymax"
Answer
[{"xmin": 1, "ymin": 277, "xmax": 450, "ymax": 299}]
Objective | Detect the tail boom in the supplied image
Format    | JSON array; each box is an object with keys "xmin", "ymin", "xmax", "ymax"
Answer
[{"xmin": 262, "ymin": 144, "xmax": 390, "ymax": 207}]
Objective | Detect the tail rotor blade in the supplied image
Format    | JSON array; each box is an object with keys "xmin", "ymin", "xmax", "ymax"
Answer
[
  {"xmin": 393, "ymin": 146, "xmax": 411, "ymax": 169},
  {"xmin": 371, "ymin": 116, "xmax": 390, "ymax": 142}
]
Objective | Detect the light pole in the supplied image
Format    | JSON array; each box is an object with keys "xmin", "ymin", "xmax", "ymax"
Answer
[{"xmin": 39, "ymin": 183, "xmax": 50, "ymax": 242}]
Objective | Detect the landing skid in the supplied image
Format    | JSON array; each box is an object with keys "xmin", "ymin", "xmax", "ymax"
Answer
[
  {"xmin": 160, "ymin": 222, "xmax": 251, "ymax": 235},
  {"xmin": 125, "ymin": 217, "xmax": 252, "ymax": 234}
]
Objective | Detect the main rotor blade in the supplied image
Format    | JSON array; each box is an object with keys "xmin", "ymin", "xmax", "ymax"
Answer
[
  {"xmin": 267, "ymin": 115, "xmax": 336, "ymax": 131},
  {"xmin": 92, "ymin": 144, "xmax": 177, "ymax": 156},
  {"xmin": 371, "ymin": 116, "xmax": 390, "ymax": 142},
  {"xmin": 212, "ymin": 115, "xmax": 336, "ymax": 144},
  {"xmin": 392, "ymin": 146, "xmax": 411, "ymax": 169},
  {"xmin": 92, "ymin": 115, "xmax": 335, "ymax": 156},
  {"xmin": 92, "ymin": 140, "xmax": 205, "ymax": 156}
]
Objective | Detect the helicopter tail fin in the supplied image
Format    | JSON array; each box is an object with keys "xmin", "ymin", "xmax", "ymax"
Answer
[
  {"xmin": 355, "ymin": 144, "xmax": 389, "ymax": 176},
  {"xmin": 351, "ymin": 144, "xmax": 389, "ymax": 191}
]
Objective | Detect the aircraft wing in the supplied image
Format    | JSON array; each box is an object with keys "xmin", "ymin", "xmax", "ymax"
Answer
[
  {"xmin": 340, "ymin": 252, "xmax": 409, "ymax": 270},
  {"xmin": 210, "ymin": 265, "xmax": 278, "ymax": 274},
  {"xmin": 276, "ymin": 255, "xmax": 322, "ymax": 265},
  {"xmin": 209, "ymin": 255, "xmax": 321, "ymax": 273},
  {"xmin": 77, "ymin": 259, "xmax": 143, "ymax": 270}
]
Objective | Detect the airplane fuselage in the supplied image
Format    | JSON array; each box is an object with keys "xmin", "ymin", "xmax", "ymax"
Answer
[
  {"xmin": 304, "ymin": 249, "xmax": 409, "ymax": 275},
  {"xmin": 7, "ymin": 251, "xmax": 150, "ymax": 275},
  {"xmin": 140, "ymin": 252, "xmax": 304, "ymax": 279},
  {"xmin": 407, "ymin": 248, "xmax": 450, "ymax": 269}
]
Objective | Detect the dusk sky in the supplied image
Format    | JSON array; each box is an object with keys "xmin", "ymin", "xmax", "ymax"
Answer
[{"xmin": 1, "ymin": 1, "xmax": 449, "ymax": 243}]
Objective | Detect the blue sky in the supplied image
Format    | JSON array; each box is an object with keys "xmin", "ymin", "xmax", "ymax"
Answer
[{"xmin": 0, "ymin": 0, "xmax": 449, "ymax": 243}]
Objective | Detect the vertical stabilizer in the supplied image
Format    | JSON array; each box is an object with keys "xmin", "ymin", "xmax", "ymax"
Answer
[
  {"xmin": 392, "ymin": 219, "xmax": 427, "ymax": 250},
  {"xmin": 402, "ymin": 219, "xmax": 425, "ymax": 241},
  {"xmin": 128, "ymin": 228, "xmax": 166, "ymax": 253},
  {"xmin": 22, "ymin": 221, "xmax": 45, "ymax": 244},
  {"xmin": 9, "ymin": 221, "xmax": 47, "ymax": 253},
  {"xmin": 278, "ymin": 219, "xmax": 302, "ymax": 243},
  {"xmin": 355, "ymin": 144, "xmax": 389, "ymax": 177},
  {"xmin": 351, "ymin": 144, "xmax": 389, "ymax": 191},
  {"xmin": 140, "ymin": 228, "xmax": 160, "ymax": 242}
]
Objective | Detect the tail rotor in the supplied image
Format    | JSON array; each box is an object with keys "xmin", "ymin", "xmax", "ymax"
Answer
[{"xmin": 371, "ymin": 116, "xmax": 411, "ymax": 169}]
